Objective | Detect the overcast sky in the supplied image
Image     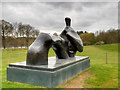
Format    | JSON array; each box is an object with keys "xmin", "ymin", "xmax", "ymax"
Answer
[{"xmin": 2, "ymin": 2, "xmax": 118, "ymax": 34}]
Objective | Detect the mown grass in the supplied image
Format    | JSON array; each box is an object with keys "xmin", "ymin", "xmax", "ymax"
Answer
[
  {"xmin": 79, "ymin": 44, "xmax": 118, "ymax": 88},
  {"xmin": 1, "ymin": 44, "xmax": 118, "ymax": 88}
]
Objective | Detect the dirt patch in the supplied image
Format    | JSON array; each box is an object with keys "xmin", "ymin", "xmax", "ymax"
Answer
[{"xmin": 58, "ymin": 70, "xmax": 91, "ymax": 88}]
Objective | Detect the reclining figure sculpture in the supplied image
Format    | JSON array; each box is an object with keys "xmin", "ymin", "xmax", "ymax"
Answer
[{"xmin": 26, "ymin": 17, "xmax": 83, "ymax": 65}]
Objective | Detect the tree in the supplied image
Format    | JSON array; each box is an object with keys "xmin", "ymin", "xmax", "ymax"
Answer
[
  {"xmin": 80, "ymin": 33, "xmax": 96, "ymax": 45},
  {"xmin": 85, "ymin": 31, "xmax": 88, "ymax": 33},
  {"xmin": 77, "ymin": 31, "xmax": 83, "ymax": 35},
  {"xmin": 18, "ymin": 23, "xmax": 25, "ymax": 37},
  {"xmin": 24, "ymin": 24, "xmax": 33, "ymax": 47},
  {"xmin": 12, "ymin": 22, "xmax": 20, "ymax": 48},
  {"xmin": 12, "ymin": 22, "xmax": 19, "ymax": 37},
  {"xmin": 30, "ymin": 29, "xmax": 39, "ymax": 38},
  {"xmin": 96, "ymin": 29, "xmax": 118, "ymax": 44},
  {"xmin": 0, "ymin": 20, "xmax": 2, "ymax": 48},
  {"xmin": 18, "ymin": 23, "xmax": 25, "ymax": 47},
  {"xmin": 1, "ymin": 20, "xmax": 13, "ymax": 49},
  {"xmin": 34, "ymin": 30, "xmax": 39, "ymax": 37}
]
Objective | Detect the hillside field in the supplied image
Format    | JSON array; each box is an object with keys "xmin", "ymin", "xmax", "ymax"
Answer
[{"xmin": 2, "ymin": 44, "xmax": 118, "ymax": 88}]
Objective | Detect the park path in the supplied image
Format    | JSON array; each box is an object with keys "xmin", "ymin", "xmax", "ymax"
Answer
[{"xmin": 58, "ymin": 70, "xmax": 91, "ymax": 88}]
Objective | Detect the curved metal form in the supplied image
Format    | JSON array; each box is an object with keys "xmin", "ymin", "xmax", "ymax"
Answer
[
  {"xmin": 26, "ymin": 17, "xmax": 83, "ymax": 65},
  {"xmin": 26, "ymin": 33, "xmax": 53, "ymax": 65},
  {"xmin": 60, "ymin": 17, "xmax": 83, "ymax": 57}
]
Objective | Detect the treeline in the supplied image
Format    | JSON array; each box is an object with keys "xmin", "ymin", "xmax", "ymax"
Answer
[
  {"xmin": 0, "ymin": 20, "xmax": 39, "ymax": 49},
  {"xmin": 77, "ymin": 29, "xmax": 118, "ymax": 46},
  {"xmin": 0, "ymin": 19, "xmax": 119, "ymax": 48}
]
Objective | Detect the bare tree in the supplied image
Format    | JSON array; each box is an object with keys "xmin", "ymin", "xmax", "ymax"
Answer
[
  {"xmin": 24, "ymin": 24, "xmax": 33, "ymax": 47},
  {"xmin": 18, "ymin": 23, "xmax": 27, "ymax": 48},
  {"xmin": 1, "ymin": 20, "xmax": 13, "ymax": 49},
  {"xmin": 30, "ymin": 29, "xmax": 39, "ymax": 38},
  {"xmin": 0, "ymin": 20, "xmax": 2, "ymax": 48},
  {"xmin": 12, "ymin": 22, "xmax": 19, "ymax": 37},
  {"xmin": 18, "ymin": 23, "xmax": 25, "ymax": 37},
  {"xmin": 12, "ymin": 22, "xmax": 19, "ymax": 47}
]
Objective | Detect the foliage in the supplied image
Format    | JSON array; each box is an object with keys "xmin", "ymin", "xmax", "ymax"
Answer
[
  {"xmin": 1, "ymin": 20, "xmax": 13, "ymax": 37},
  {"xmin": 77, "ymin": 29, "xmax": 118, "ymax": 46},
  {"xmin": 0, "ymin": 20, "xmax": 39, "ymax": 48},
  {"xmin": 96, "ymin": 29, "xmax": 118, "ymax": 44},
  {"xmin": 2, "ymin": 37, "xmax": 36, "ymax": 48},
  {"xmin": 77, "ymin": 31, "xmax": 84, "ymax": 35},
  {"xmin": 0, "ymin": 19, "xmax": 118, "ymax": 48},
  {"xmin": 80, "ymin": 33, "xmax": 96, "ymax": 45},
  {"xmin": 1, "ymin": 20, "xmax": 13, "ymax": 49}
]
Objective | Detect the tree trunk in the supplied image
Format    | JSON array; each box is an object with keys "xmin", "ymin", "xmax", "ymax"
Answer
[
  {"xmin": 2, "ymin": 29, "xmax": 6, "ymax": 49},
  {"xmin": 26, "ymin": 37, "xmax": 29, "ymax": 48},
  {"xmin": 3, "ymin": 36, "xmax": 6, "ymax": 49}
]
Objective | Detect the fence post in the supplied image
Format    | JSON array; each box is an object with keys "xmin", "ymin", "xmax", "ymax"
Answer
[{"xmin": 106, "ymin": 52, "xmax": 107, "ymax": 64}]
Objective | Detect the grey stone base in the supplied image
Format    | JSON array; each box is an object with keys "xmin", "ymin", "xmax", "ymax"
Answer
[{"xmin": 7, "ymin": 56, "xmax": 90, "ymax": 88}]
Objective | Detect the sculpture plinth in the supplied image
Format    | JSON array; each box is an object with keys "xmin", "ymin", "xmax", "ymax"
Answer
[{"xmin": 7, "ymin": 56, "xmax": 90, "ymax": 88}]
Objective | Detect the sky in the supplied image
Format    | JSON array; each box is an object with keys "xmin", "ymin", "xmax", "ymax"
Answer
[{"xmin": 1, "ymin": 2, "xmax": 118, "ymax": 34}]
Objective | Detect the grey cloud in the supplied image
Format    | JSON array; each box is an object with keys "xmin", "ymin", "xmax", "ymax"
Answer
[
  {"xmin": 2, "ymin": 2, "xmax": 118, "ymax": 34},
  {"xmin": 45, "ymin": 2, "xmax": 73, "ymax": 8},
  {"xmin": 1, "ymin": 0, "xmax": 119, "ymax": 2},
  {"xmin": 45, "ymin": 2, "xmax": 83, "ymax": 11},
  {"xmin": 82, "ymin": 2, "xmax": 109, "ymax": 8}
]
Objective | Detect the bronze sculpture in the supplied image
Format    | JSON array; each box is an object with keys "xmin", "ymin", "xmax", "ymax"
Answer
[{"xmin": 26, "ymin": 17, "xmax": 83, "ymax": 65}]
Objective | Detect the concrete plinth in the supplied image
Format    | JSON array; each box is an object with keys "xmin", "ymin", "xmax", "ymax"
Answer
[{"xmin": 7, "ymin": 56, "xmax": 90, "ymax": 88}]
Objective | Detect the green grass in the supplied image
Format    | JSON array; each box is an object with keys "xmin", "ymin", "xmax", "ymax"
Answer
[
  {"xmin": 1, "ymin": 44, "xmax": 118, "ymax": 88},
  {"xmin": 94, "ymin": 44, "xmax": 118, "ymax": 52},
  {"xmin": 78, "ymin": 44, "xmax": 118, "ymax": 88},
  {"xmin": 84, "ymin": 64, "xmax": 118, "ymax": 88}
]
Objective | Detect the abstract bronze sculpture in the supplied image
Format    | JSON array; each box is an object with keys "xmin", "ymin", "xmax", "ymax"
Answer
[
  {"xmin": 26, "ymin": 17, "xmax": 83, "ymax": 65},
  {"xmin": 7, "ymin": 17, "xmax": 90, "ymax": 88}
]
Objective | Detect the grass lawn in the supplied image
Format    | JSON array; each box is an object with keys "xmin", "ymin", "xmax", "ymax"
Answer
[{"xmin": 1, "ymin": 44, "xmax": 118, "ymax": 88}]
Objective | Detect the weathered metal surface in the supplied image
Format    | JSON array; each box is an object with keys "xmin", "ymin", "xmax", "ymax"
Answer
[{"xmin": 26, "ymin": 17, "xmax": 83, "ymax": 65}]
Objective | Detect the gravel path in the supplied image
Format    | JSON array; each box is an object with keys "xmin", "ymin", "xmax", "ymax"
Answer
[{"xmin": 58, "ymin": 70, "xmax": 91, "ymax": 88}]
